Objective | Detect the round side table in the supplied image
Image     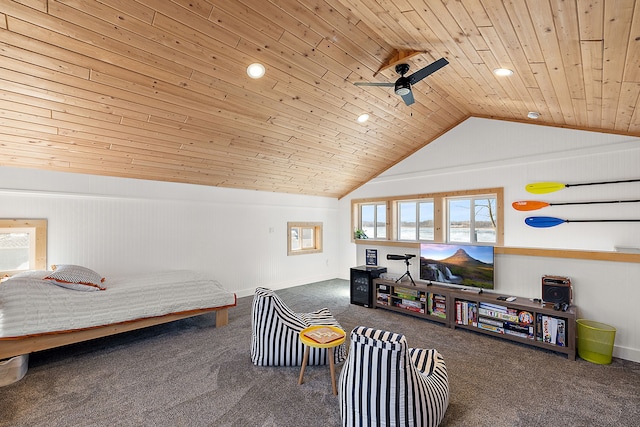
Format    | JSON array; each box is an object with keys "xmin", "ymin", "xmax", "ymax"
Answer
[{"xmin": 297, "ymin": 325, "xmax": 346, "ymax": 395}]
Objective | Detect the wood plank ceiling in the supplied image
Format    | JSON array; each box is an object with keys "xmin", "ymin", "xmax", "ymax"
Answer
[{"xmin": 0, "ymin": 0, "xmax": 638, "ymax": 198}]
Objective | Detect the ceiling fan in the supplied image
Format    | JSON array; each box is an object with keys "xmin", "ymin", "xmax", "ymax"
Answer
[{"xmin": 354, "ymin": 57, "xmax": 449, "ymax": 106}]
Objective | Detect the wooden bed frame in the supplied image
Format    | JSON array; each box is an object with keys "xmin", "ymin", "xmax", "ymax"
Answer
[{"xmin": 0, "ymin": 306, "xmax": 230, "ymax": 360}]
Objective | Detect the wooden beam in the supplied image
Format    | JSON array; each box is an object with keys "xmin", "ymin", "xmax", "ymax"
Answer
[{"xmin": 373, "ymin": 49, "xmax": 426, "ymax": 77}]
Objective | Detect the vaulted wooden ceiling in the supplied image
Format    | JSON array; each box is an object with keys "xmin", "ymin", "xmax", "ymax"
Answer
[{"xmin": 0, "ymin": 0, "xmax": 638, "ymax": 198}]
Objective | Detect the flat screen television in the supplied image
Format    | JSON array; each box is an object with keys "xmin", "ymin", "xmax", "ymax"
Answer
[{"xmin": 419, "ymin": 243, "xmax": 495, "ymax": 290}]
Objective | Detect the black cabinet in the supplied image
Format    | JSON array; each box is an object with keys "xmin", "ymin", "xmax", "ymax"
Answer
[{"xmin": 350, "ymin": 266, "xmax": 387, "ymax": 308}]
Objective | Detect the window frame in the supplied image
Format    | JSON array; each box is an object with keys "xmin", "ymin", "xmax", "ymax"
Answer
[
  {"xmin": 0, "ymin": 219, "xmax": 48, "ymax": 276},
  {"xmin": 287, "ymin": 221, "xmax": 323, "ymax": 256},
  {"xmin": 447, "ymin": 194, "xmax": 498, "ymax": 244},
  {"xmin": 351, "ymin": 187, "xmax": 503, "ymax": 246},
  {"xmin": 356, "ymin": 201, "xmax": 387, "ymax": 240}
]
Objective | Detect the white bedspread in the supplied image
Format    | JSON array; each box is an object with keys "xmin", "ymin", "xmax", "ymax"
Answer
[{"xmin": 0, "ymin": 270, "xmax": 236, "ymax": 338}]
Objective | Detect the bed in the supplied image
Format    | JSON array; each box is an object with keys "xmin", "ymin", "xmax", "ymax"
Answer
[{"xmin": 0, "ymin": 267, "xmax": 236, "ymax": 361}]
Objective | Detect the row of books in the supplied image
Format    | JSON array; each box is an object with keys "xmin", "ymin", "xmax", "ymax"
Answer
[
  {"xmin": 478, "ymin": 302, "xmax": 520, "ymax": 323},
  {"xmin": 428, "ymin": 294, "xmax": 447, "ymax": 319},
  {"xmin": 537, "ymin": 314, "xmax": 567, "ymax": 346},
  {"xmin": 455, "ymin": 300, "xmax": 478, "ymax": 326}
]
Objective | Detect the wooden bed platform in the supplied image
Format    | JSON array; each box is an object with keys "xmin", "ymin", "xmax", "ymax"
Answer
[{"xmin": 0, "ymin": 306, "xmax": 229, "ymax": 360}]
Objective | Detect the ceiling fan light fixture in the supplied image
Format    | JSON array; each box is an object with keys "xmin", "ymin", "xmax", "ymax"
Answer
[
  {"xmin": 395, "ymin": 78, "xmax": 411, "ymax": 96},
  {"xmin": 357, "ymin": 113, "xmax": 370, "ymax": 123},
  {"xmin": 247, "ymin": 63, "xmax": 265, "ymax": 79},
  {"xmin": 493, "ymin": 68, "xmax": 514, "ymax": 76}
]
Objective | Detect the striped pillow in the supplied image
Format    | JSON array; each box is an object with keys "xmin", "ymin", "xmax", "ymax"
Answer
[{"xmin": 45, "ymin": 264, "xmax": 106, "ymax": 291}]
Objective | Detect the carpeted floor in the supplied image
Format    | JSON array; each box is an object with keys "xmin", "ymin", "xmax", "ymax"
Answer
[{"xmin": 1, "ymin": 279, "xmax": 639, "ymax": 426}]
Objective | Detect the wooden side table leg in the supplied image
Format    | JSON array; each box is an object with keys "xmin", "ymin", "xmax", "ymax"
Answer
[
  {"xmin": 329, "ymin": 348, "xmax": 337, "ymax": 395},
  {"xmin": 298, "ymin": 346, "xmax": 310, "ymax": 385}
]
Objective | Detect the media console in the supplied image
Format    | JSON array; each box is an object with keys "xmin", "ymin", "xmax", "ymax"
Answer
[{"xmin": 373, "ymin": 278, "xmax": 577, "ymax": 360}]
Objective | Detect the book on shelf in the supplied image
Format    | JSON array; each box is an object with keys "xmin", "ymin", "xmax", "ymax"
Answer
[
  {"xmin": 394, "ymin": 287, "xmax": 419, "ymax": 298},
  {"xmin": 478, "ymin": 322, "xmax": 504, "ymax": 334},
  {"xmin": 401, "ymin": 299, "xmax": 422, "ymax": 309},
  {"xmin": 536, "ymin": 314, "xmax": 566, "ymax": 346},
  {"xmin": 479, "ymin": 302, "xmax": 507, "ymax": 312},
  {"xmin": 478, "ymin": 308, "xmax": 519, "ymax": 323},
  {"xmin": 557, "ymin": 319, "xmax": 566, "ymax": 347},
  {"xmin": 456, "ymin": 300, "xmax": 478, "ymax": 326},
  {"xmin": 303, "ymin": 327, "xmax": 344, "ymax": 344},
  {"xmin": 395, "ymin": 302, "xmax": 424, "ymax": 313},
  {"xmin": 478, "ymin": 317, "xmax": 503, "ymax": 328}
]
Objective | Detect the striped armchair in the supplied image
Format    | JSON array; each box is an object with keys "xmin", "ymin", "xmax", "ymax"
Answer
[
  {"xmin": 338, "ymin": 326, "xmax": 449, "ymax": 427},
  {"xmin": 250, "ymin": 287, "xmax": 347, "ymax": 366}
]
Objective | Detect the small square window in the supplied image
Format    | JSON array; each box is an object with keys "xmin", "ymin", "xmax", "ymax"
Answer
[{"xmin": 287, "ymin": 222, "xmax": 322, "ymax": 255}]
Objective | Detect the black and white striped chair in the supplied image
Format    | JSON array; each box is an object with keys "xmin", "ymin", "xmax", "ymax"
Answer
[
  {"xmin": 338, "ymin": 326, "xmax": 449, "ymax": 427},
  {"xmin": 250, "ymin": 287, "xmax": 347, "ymax": 366}
]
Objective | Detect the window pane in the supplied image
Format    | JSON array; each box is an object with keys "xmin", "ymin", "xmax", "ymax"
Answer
[
  {"xmin": 418, "ymin": 201, "xmax": 434, "ymax": 240},
  {"xmin": 360, "ymin": 205, "xmax": 375, "ymax": 239},
  {"xmin": 0, "ymin": 232, "xmax": 30, "ymax": 270},
  {"xmin": 376, "ymin": 204, "xmax": 386, "ymax": 238},
  {"xmin": 475, "ymin": 198, "xmax": 497, "ymax": 243},
  {"xmin": 290, "ymin": 227, "xmax": 301, "ymax": 250},
  {"xmin": 301, "ymin": 227, "xmax": 314, "ymax": 248},
  {"xmin": 449, "ymin": 199, "xmax": 470, "ymax": 242},
  {"xmin": 398, "ymin": 202, "xmax": 416, "ymax": 240}
]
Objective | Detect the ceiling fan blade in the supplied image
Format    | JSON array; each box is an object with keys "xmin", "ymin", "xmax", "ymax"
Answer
[
  {"xmin": 353, "ymin": 82, "xmax": 395, "ymax": 87},
  {"xmin": 408, "ymin": 58, "xmax": 449, "ymax": 85},
  {"xmin": 400, "ymin": 90, "xmax": 414, "ymax": 106}
]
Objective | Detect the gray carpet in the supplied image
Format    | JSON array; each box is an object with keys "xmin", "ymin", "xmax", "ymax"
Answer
[{"xmin": 1, "ymin": 279, "xmax": 639, "ymax": 426}]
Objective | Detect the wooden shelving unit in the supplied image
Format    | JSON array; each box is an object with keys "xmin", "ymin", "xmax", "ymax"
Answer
[{"xmin": 373, "ymin": 278, "xmax": 577, "ymax": 360}]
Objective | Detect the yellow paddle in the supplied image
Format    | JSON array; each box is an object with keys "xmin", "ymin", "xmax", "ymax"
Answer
[
  {"xmin": 513, "ymin": 199, "xmax": 640, "ymax": 211},
  {"xmin": 526, "ymin": 178, "xmax": 640, "ymax": 194}
]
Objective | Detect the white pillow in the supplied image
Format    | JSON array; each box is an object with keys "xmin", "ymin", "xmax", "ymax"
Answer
[{"xmin": 44, "ymin": 264, "xmax": 106, "ymax": 291}]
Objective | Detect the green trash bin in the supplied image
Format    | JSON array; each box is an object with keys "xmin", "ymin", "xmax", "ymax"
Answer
[{"xmin": 577, "ymin": 319, "xmax": 616, "ymax": 364}]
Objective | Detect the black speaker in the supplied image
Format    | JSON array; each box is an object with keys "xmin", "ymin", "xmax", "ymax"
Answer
[{"xmin": 542, "ymin": 275, "xmax": 571, "ymax": 305}]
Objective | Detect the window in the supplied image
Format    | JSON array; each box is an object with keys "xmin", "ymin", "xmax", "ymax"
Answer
[
  {"xmin": 398, "ymin": 200, "xmax": 434, "ymax": 241},
  {"xmin": 358, "ymin": 203, "xmax": 386, "ymax": 239},
  {"xmin": 448, "ymin": 196, "xmax": 497, "ymax": 244},
  {"xmin": 352, "ymin": 188, "xmax": 503, "ymax": 246},
  {"xmin": 0, "ymin": 219, "xmax": 47, "ymax": 276},
  {"xmin": 287, "ymin": 222, "xmax": 322, "ymax": 255}
]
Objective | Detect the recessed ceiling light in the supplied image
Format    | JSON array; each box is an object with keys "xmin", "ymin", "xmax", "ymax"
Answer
[
  {"xmin": 493, "ymin": 68, "xmax": 514, "ymax": 76},
  {"xmin": 527, "ymin": 111, "xmax": 540, "ymax": 119},
  {"xmin": 357, "ymin": 113, "xmax": 370, "ymax": 123},
  {"xmin": 247, "ymin": 63, "xmax": 265, "ymax": 79}
]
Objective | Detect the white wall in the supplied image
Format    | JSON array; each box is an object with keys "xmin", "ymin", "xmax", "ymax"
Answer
[
  {"xmin": 0, "ymin": 167, "xmax": 340, "ymax": 298},
  {"xmin": 2, "ymin": 117, "xmax": 639, "ymax": 362},
  {"xmin": 338, "ymin": 117, "xmax": 640, "ymax": 362}
]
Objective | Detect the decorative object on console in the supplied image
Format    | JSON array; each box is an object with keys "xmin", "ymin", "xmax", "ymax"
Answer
[
  {"xmin": 542, "ymin": 275, "xmax": 572, "ymax": 306},
  {"xmin": 365, "ymin": 249, "xmax": 377, "ymax": 266}
]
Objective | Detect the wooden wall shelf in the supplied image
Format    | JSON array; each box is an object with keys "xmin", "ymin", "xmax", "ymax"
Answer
[{"xmin": 354, "ymin": 240, "xmax": 640, "ymax": 263}]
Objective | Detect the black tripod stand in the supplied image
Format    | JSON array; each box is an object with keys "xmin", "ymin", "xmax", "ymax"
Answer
[{"xmin": 396, "ymin": 257, "xmax": 416, "ymax": 286}]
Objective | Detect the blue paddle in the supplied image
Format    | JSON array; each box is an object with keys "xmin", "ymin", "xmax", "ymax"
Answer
[{"xmin": 525, "ymin": 216, "xmax": 640, "ymax": 228}]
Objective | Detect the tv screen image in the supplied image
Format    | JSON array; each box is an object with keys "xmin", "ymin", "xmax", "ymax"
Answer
[{"xmin": 419, "ymin": 243, "xmax": 495, "ymax": 289}]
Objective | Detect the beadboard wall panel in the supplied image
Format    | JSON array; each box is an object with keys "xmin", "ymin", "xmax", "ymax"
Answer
[
  {"xmin": 341, "ymin": 118, "xmax": 640, "ymax": 362},
  {"xmin": 0, "ymin": 168, "xmax": 340, "ymax": 297}
]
